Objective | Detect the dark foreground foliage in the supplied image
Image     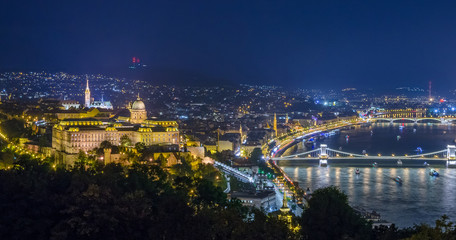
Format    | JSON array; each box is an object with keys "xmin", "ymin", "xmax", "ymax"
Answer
[
  {"xmin": 0, "ymin": 158, "xmax": 455, "ymax": 239},
  {"xmin": 300, "ymin": 186, "xmax": 372, "ymax": 240},
  {"xmin": 0, "ymin": 159, "xmax": 295, "ymax": 240}
]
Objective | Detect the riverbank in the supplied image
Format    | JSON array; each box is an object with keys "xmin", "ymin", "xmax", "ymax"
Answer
[{"xmin": 264, "ymin": 118, "xmax": 365, "ymax": 213}]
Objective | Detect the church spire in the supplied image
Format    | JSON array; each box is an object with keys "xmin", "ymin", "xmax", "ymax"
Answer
[
  {"xmin": 280, "ymin": 191, "xmax": 290, "ymax": 213},
  {"xmin": 84, "ymin": 76, "xmax": 91, "ymax": 108}
]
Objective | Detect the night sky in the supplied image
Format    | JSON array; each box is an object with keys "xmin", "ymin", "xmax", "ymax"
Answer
[{"xmin": 1, "ymin": 1, "xmax": 456, "ymax": 89}]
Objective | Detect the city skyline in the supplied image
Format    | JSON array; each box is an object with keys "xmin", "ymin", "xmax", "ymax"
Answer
[
  {"xmin": 2, "ymin": 1, "xmax": 456, "ymax": 90},
  {"xmin": 4, "ymin": 2, "xmax": 456, "ymax": 238}
]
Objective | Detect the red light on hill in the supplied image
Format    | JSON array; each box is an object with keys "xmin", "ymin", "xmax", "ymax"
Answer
[{"xmin": 440, "ymin": 99, "xmax": 445, "ymax": 103}]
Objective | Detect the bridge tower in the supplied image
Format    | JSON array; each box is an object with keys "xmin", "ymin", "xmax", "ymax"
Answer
[
  {"xmin": 319, "ymin": 144, "xmax": 328, "ymax": 167},
  {"xmin": 447, "ymin": 145, "xmax": 456, "ymax": 167}
]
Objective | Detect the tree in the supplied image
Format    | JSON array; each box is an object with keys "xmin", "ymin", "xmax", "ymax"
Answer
[
  {"xmin": 0, "ymin": 150, "xmax": 14, "ymax": 168},
  {"xmin": 135, "ymin": 142, "xmax": 146, "ymax": 153},
  {"xmin": 300, "ymin": 186, "xmax": 371, "ymax": 240},
  {"xmin": 208, "ymin": 150, "xmax": 234, "ymax": 165},
  {"xmin": 405, "ymin": 215, "xmax": 456, "ymax": 240},
  {"xmin": 120, "ymin": 135, "xmax": 132, "ymax": 147},
  {"xmin": 372, "ymin": 224, "xmax": 416, "ymax": 240},
  {"xmin": 249, "ymin": 147, "xmax": 262, "ymax": 165},
  {"xmin": 74, "ymin": 150, "xmax": 88, "ymax": 170},
  {"xmin": 100, "ymin": 140, "xmax": 112, "ymax": 149},
  {"xmin": 0, "ymin": 118, "xmax": 27, "ymax": 138},
  {"xmin": 157, "ymin": 153, "xmax": 167, "ymax": 167},
  {"xmin": 194, "ymin": 179, "xmax": 227, "ymax": 206},
  {"xmin": 0, "ymin": 150, "xmax": 296, "ymax": 240}
]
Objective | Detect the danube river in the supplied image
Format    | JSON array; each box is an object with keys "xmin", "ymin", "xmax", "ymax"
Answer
[{"xmin": 280, "ymin": 123, "xmax": 456, "ymax": 227}]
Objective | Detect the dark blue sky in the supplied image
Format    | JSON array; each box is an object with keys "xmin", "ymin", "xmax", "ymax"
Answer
[{"xmin": 1, "ymin": 1, "xmax": 456, "ymax": 89}]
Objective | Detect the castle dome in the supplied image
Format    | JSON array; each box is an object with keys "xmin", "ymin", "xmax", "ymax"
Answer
[
  {"xmin": 131, "ymin": 94, "xmax": 146, "ymax": 110},
  {"xmin": 131, "ymin": 100, "xmax": 146, "ymax": 110},
  {"xmin": 132, "ymin": 100, "xmax": 145, "ymax": 110}
]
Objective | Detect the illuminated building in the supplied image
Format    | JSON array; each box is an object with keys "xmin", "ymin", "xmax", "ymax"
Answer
[
  {"xmin": 52, "ymin": 99, "xmax": 179, "ymax": 164},
  {"xmin": 54, "ymin": 108, "xmax": 112, "ymax": 120},
  {"xmin": 85, "ymin": 77, "xmax": 91, "ymax": 107},
  {"xmin": 276, "ymin": 191, "xmax": 293, "ymax": 227},
  {"xmin": 52, "ymin": 118, "xmax": 178, "ymax": 153},
  {"xmin": 129, "ymin": 94, "xmax": 147, "ymax": 123},
  {"xmin": 84, "ymin": 77, "xmax": 113, "ymax": 109},
  {"xmin": 90, "ymin": 98, "xmax": 113, "ymax": 109},
  {"xmin": 60, "ymin": 100, "xmax": 80, "ymax": 110},
  {"xmin": 273, "ymin": 113, "xmax": 277, "ymax": 137},
  {"xmin": 229, "ymin": 190, "xmax": 277, "ymax": 210}
]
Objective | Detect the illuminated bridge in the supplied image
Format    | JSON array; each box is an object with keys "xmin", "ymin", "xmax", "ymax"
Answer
[
  {"xmin": 371, "ymin": 117, "xmax": 456, "ymax": 124},
  {"xmin": 272, "ymin": 144, "xmax": 456, "ymax": 167}
]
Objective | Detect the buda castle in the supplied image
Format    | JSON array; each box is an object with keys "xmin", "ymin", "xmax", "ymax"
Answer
[{"xmin": 52, "ymin": 81, "xmax": 179, "ymax": 164}]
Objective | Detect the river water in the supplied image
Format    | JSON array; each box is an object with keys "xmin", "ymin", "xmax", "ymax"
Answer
[{"xmin": 280, "ymin": 123, "xmax": 456, "ymax": 227}]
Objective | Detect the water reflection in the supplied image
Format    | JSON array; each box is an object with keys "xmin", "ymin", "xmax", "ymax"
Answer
[
  {"xmin": 363, "ymin": 168, "xmax": 370, "ymax": 195},
  {"xmin": 335, "ymin": 167, "xmax": 340, "ymax": 185},
  {"xmin": 403, "ymin": 168, "xmax": 410, "ymax": 196},
  {"xmin": 279, "ymin": 124, "xmax": 456, "ymax": 227},
  {"xmin": 375, "ymin": 168, "xmax": 383, "ymax": 195},
  {"xmin": 306, "ymin": 167, "xmax": 312, "ymax": 184},
  {"xmin": 282, "ymin": 166, "xmax": 456, "ymax": 228}
]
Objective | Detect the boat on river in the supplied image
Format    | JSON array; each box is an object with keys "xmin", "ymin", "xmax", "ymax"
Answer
[
  {"xmin": 355, "ymin": 168, "xmax": 360, "ymax": 175},
  {"xmin": 392, "ymin": 176, "xmax": 403, "ymax": 184},
  {"xmin": 429, "ymin": 169, "xmax": 439, "ymax": 177}
]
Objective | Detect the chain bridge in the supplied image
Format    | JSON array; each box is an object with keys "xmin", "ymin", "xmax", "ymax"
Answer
[
  {"xmin": 272, "ymin": 144, "xmax": 456, "ymax": 167},
  {"xmin": 371, "ymin": 117, "xmax": 456, "ymax": 124}
]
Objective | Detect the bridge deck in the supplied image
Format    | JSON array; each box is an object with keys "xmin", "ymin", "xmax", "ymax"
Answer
[{"xmin": 273, "ymin": 157, "xmax": 447, "ymax": 161}]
